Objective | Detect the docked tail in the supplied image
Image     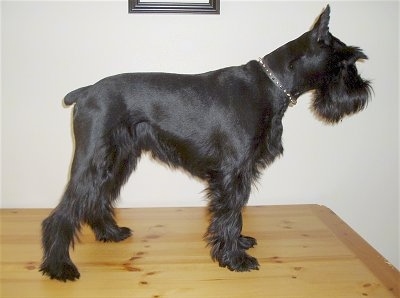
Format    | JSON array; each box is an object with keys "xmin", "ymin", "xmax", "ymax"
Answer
[{"xmin": 63, "ymin": 86, "xmax": 91, "ymax": 106}]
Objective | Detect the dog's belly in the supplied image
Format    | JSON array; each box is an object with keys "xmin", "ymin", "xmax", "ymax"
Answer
[{"xmin": 133, "ymin": 119, "xmax": 249, "ymax": 179}]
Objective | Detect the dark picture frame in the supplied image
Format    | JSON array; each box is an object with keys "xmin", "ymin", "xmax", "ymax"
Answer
[{"xmin": 129, "ymin": 0, "xmax": 220, "ymax": 14}]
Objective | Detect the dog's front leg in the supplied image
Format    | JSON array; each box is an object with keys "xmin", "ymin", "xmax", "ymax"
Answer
[{"xmin": 205, "ymin": 169, "xmax": 259, "ymax": 272}]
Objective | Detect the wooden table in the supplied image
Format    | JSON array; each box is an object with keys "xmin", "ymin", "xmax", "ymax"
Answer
[{"xmin": 1, "ymin": 205, "xmax": 398, "ymax": 297}]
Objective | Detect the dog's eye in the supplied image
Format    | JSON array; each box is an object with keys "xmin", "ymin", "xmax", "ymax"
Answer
[
  {"xmin": 288, "ymin": 58, "xmax": 299, "ymax": 70},
  {"xmin": 288, "ymin": 62, "xmax": 297, "ymax": 71},
  {"xmin": 288, "ymin": 56, "xmax": 302, "ymax": 71}
]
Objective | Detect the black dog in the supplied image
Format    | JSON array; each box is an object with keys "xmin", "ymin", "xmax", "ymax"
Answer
[{"xmin": 40, "ymin": 5, "xmax": 371, "ymax": 281}]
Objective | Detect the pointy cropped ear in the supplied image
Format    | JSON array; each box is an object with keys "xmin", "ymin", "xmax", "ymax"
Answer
[{"xmin": 312, "ymin": 5, "xmax": 331, "ymax": 45}]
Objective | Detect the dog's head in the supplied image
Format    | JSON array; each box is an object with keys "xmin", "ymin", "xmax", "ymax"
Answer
[
  {"xmin": 309, "ymin": 5, "xmax": 372, "ymax": 123},
  {"xmin": 266, "ymin": 5, "xmax": 372, "ymax": 123}
]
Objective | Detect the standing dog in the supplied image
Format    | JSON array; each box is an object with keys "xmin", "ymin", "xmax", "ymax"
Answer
[{"xmin": 40, "ymin": 5, "xmax": 371, "ymax": 281}]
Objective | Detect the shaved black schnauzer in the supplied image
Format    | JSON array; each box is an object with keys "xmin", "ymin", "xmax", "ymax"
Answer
[{"xmin": 41, "ymin": 5, "xmax": 371, "ymax": 281}]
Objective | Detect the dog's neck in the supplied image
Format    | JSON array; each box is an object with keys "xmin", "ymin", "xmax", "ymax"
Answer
[{"xmin": 258, "ymin": 58, "xmax": 297, "ymax": 107}]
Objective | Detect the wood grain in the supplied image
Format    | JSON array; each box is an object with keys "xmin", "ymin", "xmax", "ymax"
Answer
[{"xmin": 1, "ymin": 205, "xmax": 398, "ymax": 297}]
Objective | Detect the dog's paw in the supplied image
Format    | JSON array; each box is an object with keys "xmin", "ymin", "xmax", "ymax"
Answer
[
  {"xmin": 40, "ymin": 260, "xmax": 80, "ymax": 282},
  {"xmin": 238, "ymin": 235, "xmax": 257, "ymax": 249},
  {"xmin": 95, "ymin": 226, "xmax": 132, "ymax": 242},
  {"xmin": 219, "ymin": 250, "xmax": 260, "ymax": 272}
]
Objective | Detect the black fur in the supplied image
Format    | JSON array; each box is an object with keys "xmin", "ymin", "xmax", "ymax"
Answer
[{"xmin": 40, "ymin": 5, "xmax": 372, "ymax": 281}]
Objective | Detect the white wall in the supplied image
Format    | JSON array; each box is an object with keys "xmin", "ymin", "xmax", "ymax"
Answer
[{"xmin": 1, "ymin": 1, "xmax": 398, "ymax": 269}]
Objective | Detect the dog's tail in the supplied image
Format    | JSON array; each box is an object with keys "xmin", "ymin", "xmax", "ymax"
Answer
[{"xmin": 63, "ymin": 86, "xmax": 91, "ymax": 106}]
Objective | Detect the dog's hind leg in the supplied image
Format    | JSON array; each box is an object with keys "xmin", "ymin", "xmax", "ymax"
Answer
[
  {"xmin": 40, "ymin": 111, "xmax": 138, "ymax": 281},
  {"xmin": 40, "ymin": 194, "xmax": 82, "ymax": 281},
  {"xmin": 40, "ymin": 127, "xmax": 100, "ymax": 281},
  {"xmin": 205, "ymin": 166, "xmax": 260, "ymax": 272},
  {"xmin": 85, "ymin": 124, "xmax": 139, "ymax": 242}
]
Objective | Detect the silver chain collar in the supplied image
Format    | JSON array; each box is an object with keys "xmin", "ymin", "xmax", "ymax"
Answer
[{"xmin": 258, "ymin": 58, "xmax": 297, "ymax": 107}]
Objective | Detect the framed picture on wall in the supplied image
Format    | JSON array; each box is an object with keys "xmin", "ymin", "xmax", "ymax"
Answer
[{"xmin": 128, "ymin": 0, "xmax": 220, "ymax": 14}]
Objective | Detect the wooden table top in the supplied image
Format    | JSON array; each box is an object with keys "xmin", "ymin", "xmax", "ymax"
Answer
[{"xmin": 1, "ymin": 204, "xmax": 398, "ymax": 297}]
